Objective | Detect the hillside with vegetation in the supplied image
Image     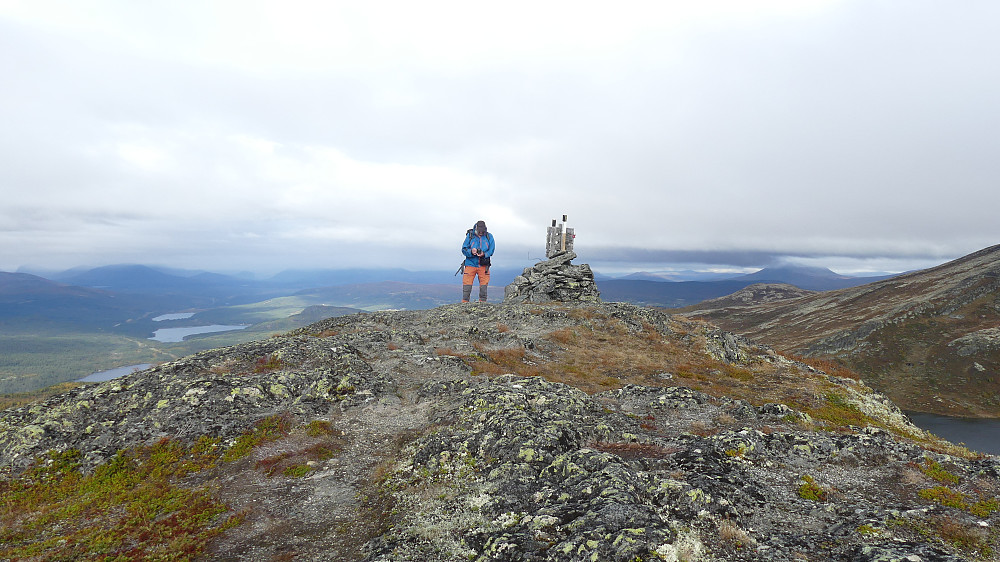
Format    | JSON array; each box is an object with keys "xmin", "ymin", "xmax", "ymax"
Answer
[{"xmin": 678, "ymin": 245, "xmax": 1000, "ymax": 417}]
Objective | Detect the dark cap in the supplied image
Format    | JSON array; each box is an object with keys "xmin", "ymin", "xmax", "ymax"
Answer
[{"xmin": 475, "ymin": 220, "xmax": 487, "ymax": 234}]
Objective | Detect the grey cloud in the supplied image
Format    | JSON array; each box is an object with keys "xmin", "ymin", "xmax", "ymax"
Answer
[{"xmin": 2, "ymin": 3, "xmax": 1000, "ymax": 275}]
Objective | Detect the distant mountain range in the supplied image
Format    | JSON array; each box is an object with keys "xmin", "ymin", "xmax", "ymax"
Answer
[
  {"xmin": 2, "ymin": 262, "xmax": 900, "ymax": 334},
  {"xmin": 0, "ymin": 271, "xmax": 157, "ymax": 329},
  {"xmin": 679, "ymin": 244, "xmax": 1000, "ymax": 417},
  {"xmin": 615, "ymin": 270, "xmax": 738, "ymax": 282},
  {"xmin": 738, "ymin": 264, "xmax": 896, "ymax": 290},
  {"xmin": 596, "ymin": 265, "xmax": 895, "ymax": 307},
  {"xmin": 40, "ymin": 264, "xmax": 526, "ymax": 300}
]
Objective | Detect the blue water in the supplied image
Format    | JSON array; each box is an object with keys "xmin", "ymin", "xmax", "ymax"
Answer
[
  {"xmin": 78, "ymin": 364, "xmax": 152, "ymax": 383},
  {"xmin": 152, "ymin": 312, "xmax": 196, "ymax": 321},
  {"xmin": 906, "ymin": 412, "xmax": 1000, "ymax": 456},
  {"xmin": 150, "ymin": 325, "xmax": 248, "ymax": 343}
]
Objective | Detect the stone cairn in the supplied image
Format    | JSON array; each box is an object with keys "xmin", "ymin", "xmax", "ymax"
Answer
[{"xmin": 503, "ymin": 216, "xmax": 601, "ymax": 304}]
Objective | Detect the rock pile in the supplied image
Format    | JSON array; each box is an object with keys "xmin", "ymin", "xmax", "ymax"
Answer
[{"xmin": 503, "ymin": 250, "xmax": 601, "ymax": 304}]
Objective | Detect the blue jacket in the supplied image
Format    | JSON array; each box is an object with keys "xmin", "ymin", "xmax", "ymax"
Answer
[{"xmin": 462, "ymin": 230, "xmax": 495, "ymax": 268}]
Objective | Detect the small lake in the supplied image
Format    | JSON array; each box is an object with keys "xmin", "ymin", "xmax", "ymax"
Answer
[
  {"xmin": 906, "ymin": 412, "xmax": 1000, "ymax": 456},
  {"xmin": 78, "ymin": 364, "xmax": 152, "ymax": 383},
  {"xmin": 152, "ymin": 312, "xmax": 196, "ymax": 321},
  {"xmin": 150, "ymin": 325, "xmax": 248, "ymax": 343}
]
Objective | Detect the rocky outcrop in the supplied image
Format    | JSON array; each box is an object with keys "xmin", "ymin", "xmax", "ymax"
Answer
[
  {"xmin": 503, "ymin": 250, "xmax": 601, "ymax": 304},
  {"xmin": 950, "ymin": 328, "xmax": 1000, "ymax": 356},
  {"xmin": 0, "ymin": 336, "xmax": 386, "ymax": 473},
  {"xmin": 2, "ymin": 302, "xmax": 998, "ymax": 561},
  {"xmin": 367, "ymin": 376, "xmax": 994, "ymax": 562},
  {"xmin": 684, "ymin": 283, "xmax": 815, "ymax": 310}
]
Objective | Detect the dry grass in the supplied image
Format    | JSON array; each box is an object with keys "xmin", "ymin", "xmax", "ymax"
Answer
[
  {"xmin": 687, "ymin": 420, "xmax": 716, "ymax": 437},
  {"xmin": 253, "ymin": 354, "xmax": 284, "ymax": 373},
  {"xmin": 470, "ymin": 346, "xmax": 543, "ymax": 377},
  {"xmin": 718, "ymin": 520, "xmax": 756, "ymax": 549},
  {"xmin": 713, "ymin": 413, "xmax": 738, "ymax": 427},
  {"xmin": 531, "ymin": 318, "xmax": 693, "ymax": 393},
  {"xmin": 0, "ymin": 382, "xmax": 82, "ymax": 410},
  {"xmin": 210, "ymin": 360, "xmax": 238, "ymax": 375},
  {"xmin": 443, "ymin": 309, "xmax": 851, "ymax": 421},
  {"xmin": 930, "ymin": 514, "xmax": 993, "ymax": 556},
  {"xmin": 783, "ymin": 353, "xmax": 864, "ymax": 381},
  {"xmin": 514, "ymin": 312, "xmax": 794, "ymax": 398},
  {"xmin": 437, "ymin": 307, "xmax": 909, "ymax": 436},
  {"xmin": 588, "ymin": 441, "xmax": 679, "ymax": 460}
]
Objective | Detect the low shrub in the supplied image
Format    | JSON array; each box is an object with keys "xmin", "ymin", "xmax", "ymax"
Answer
[{"xmin": 797, "ymin": 475, "xmax": 829, "ymax": 502}]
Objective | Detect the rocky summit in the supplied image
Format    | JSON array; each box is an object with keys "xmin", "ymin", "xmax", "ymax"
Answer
[
  {"xmin": 1, "ymin": 301, "xmax": 999, "ymax": 561},
  {"xmin": 503, "ymin": 250, "xmax": 601, "ymax": 304}
]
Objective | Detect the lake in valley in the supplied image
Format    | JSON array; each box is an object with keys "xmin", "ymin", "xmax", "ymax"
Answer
[
  {"xmin": 906, "ymin": 412, "xmax": 1000, "ymax": 455},
  {"xmin": 152, "ymin": 312, "xmax": 196, "ymax": 321},
  {"xmin": 149, "ymin": 324, "xmax": 248, "ymax": 342},
  {"xmin": 78, "ymin": 364, "xmax": 153, "ymax": 383}
]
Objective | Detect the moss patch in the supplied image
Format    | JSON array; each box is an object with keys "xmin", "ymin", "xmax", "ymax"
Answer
[{"xmin": 0, "ymin": 438, "xmax": 242, "ymax": 561}]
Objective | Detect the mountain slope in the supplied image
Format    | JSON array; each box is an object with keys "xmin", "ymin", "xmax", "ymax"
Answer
[
  {"xmin": 2, "ymin": 302, "xmax": 997, "ymax": 560},
  {"xmin": 0, "ymin": 271, "xmax": 152, "ymax": 327},
  {"xmin": 681, "ymin": 244, "xmax": 1000, "ymax": 417}
]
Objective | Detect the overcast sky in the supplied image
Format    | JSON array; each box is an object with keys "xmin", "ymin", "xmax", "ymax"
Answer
[{"xmin": 2, "ymin": 0, "xmax": 998, "ymax": 277}]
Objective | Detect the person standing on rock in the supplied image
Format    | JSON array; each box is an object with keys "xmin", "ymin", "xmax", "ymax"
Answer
[{"xmin": 461, "ymin": 220, "xmax": 495, "ymax": 303}]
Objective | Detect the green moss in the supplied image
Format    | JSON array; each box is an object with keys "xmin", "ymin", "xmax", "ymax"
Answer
[
  {"xmin": 804, "ymin": 392, "xmax": 876, "ymax": 430},
  {"xmin": 919, "ymin": 458, "xmax": 961, "ymax": 484},
  {"xmin": 306, "ymin": 419, "xmax": 335, "ymax": 437},
  {"xmin": 969, "ymin": 497, "xmax": 1000, "ymax": 518},
  {"xmin": 283, "ymin": 464, "xmax": 313, "ymax": 478},
  {"xmin": 797, "ymin": 475, "xmax": 828, "ymax": 502},
  {"xmin": 919, "ymin": 486, "xmax": 969, "ymax": 510},
  {"xmin": 223, "ymin": 412, "xmax": 293, "ymax": 462},
  {"xmin": 856, "ymin": 524, "xmax": 880, "ymax": 535},
  {"xmin": 336, "ymin": 376, "xmax": 355, "ymax": 393}
]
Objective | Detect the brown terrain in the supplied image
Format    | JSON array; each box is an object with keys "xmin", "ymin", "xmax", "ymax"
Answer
[{"xmin": 677, "ymin": 244, "xmax": 1000, "ymax": 417}]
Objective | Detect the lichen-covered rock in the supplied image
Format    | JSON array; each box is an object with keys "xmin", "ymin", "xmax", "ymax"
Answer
[
  {"xmin": 503, "ymin": 251, "xmax": 601, "ymax": 304},
  {"xmin": 0, "ymin": 335, "xmax": 385, "ymax": 472},
  {"xmin": 363, "ymin": 373, "xmax": 999, "ymax": 561}
]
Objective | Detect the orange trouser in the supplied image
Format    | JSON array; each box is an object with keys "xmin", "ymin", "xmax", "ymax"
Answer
[{"xmin": 462, "ymin": 266, "xmax": 490, "ymax": 302}]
